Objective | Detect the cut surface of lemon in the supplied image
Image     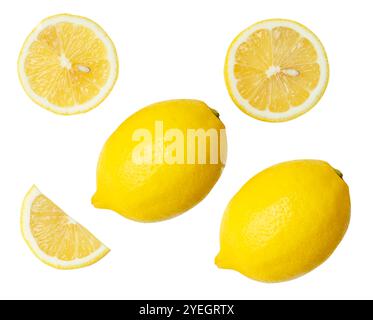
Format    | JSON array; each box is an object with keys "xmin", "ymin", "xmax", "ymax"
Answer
[
  {"xmin": 18, "ymin": 14, "xmax": 118, "ymax": 115},
  {"xmin": 21, "ymin": 186, "xmax": 110, "ymax": 269},
  {"xmin": 225, "ymin": 19, "xmax": 329, "ymax": 122}
]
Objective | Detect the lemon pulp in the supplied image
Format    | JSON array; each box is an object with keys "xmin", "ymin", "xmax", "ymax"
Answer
[
  {"xmin": 18, "ymin": 14, "xmax": 118, "ymax": 115},
  {"xmin": 225, "ymin": 19, "xmax": 329, "ymax": 122},
  {"xmin": 21, "ymin": 186, "xmax": 110, "ymax": 269}
]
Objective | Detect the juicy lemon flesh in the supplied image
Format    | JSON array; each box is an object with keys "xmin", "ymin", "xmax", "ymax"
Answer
[
  {"xmin": 24, "ymin": 22, "xmax": 110, "ymax": 107},
  {"xmin": 92, "ymin": 100, "xmax": 227, "ymax": 223},
  {"xmin": 30, "ymin": 195, "xmax": 102, "ymax": 261},
  {"xmin": 234, "ymin": 27, "xmax": 320, "ymax": 113},
  {"xmin": 22, "ymin": 187, "xmax": 109, "ymax": 269},
  {"xmin": 216, "ymin": 160, "xmax": 351, "ymax": 283}
]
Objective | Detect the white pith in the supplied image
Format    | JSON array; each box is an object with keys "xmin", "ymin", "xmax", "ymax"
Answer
[
  {"xmin": 266, "ymin": 66, "xmax": 281, "ymax": 78},
  {"xmin": 21, "ymin": 186, "xmax": 109, "ymax": 268},
  {"xmin": 59, "ymin": 54, "xmax": 72, "ymax": 70},
  {"xmin": 226, "ymin": 20, "xmax": 329, "ymax": 121},
  {"xmin": 18, "ymin": 15, "xmax": 118, "ymax": 115}
]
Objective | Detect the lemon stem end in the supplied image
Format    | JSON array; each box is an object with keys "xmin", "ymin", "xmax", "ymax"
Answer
[
  {"xmin": 334, "ymin": 168, "xmax": 344, "ymax": 179},
  {"xmin": 210, "ymin": 108, "xmax": 220, "ymax": 119}
]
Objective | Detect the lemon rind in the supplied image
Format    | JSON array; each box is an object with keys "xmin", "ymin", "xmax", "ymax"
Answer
[
  {"xmin": 18, "ymin": 14, "xmax": 119, "ymax": 116},
  {"xmin": 224, "ymin": 18, "xmax": 330, "ymax": 123},
  {"xmin": 21, "ymin": 185, "xmax": 110, "ymax": 270}
]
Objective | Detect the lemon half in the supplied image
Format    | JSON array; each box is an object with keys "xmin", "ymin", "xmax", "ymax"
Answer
[
  {"xmin": 18, "ymin": 14, "xmax": 118, "ymax": 115},
  {"xmin": 21, "ymin": 186, "xmax": 110, "ymax": 270},
  {"xmin": 225, "ymin": 19, "xmax": 329, "ymax": 122}
]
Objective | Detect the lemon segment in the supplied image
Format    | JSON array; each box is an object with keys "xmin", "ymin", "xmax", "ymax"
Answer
[
  {"xmin": 225, "ymin": 19, "xmax": 329, "ymax": 122},
  {"xmin": 21, "ymin": 186, "xmax": 110, "ymax": 269},
  {"xmin": 18, "ymin": 14, "xmax": 118, "ymax": 115}
]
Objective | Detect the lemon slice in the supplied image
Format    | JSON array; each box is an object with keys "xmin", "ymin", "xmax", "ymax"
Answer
[
  {"xmin": 225, "ymin": 19, "xmax": 329, "ymax": 122},
  {"xmin": 21, "ymin": 186, "xmax": 110, "ymax": 269},
  {"xmin": 18, "ymin": 14, "xmax": 118, "ymax": 115}
]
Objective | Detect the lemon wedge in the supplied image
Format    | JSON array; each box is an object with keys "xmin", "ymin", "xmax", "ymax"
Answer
[
  {"xmin": 18, "ymin": 14, "xmax": 118, "ymax": 115},
  {"xmin": 21, "ymin": 186, "xmax": 110, "ymax": 269},
  {"xmin": 225, "ymin": 19, "xmax": 329, "ymax": 122}
]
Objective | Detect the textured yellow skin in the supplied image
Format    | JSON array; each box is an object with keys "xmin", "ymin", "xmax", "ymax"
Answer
[
  {"xmin": 216, "ymin": 160, "xmax": 351, "ymax": 283},
  {"xmin": 92, "ymin": 100, "xmax": 227, "ymax": 222}
]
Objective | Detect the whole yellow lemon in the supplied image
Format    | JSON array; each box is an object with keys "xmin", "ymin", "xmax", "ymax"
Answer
[
  {"xmin": 92, "ymin": 100, "xmax": 227, "ymax": 222},
  {"xmin": 216, "ymin": 160, "xmax": 351, "ymax": 283}
]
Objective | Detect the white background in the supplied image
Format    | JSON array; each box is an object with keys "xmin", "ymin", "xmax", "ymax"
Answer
[{"xmin": 0, "ymin": 0, "xmax": 371, "ymax": 300}]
